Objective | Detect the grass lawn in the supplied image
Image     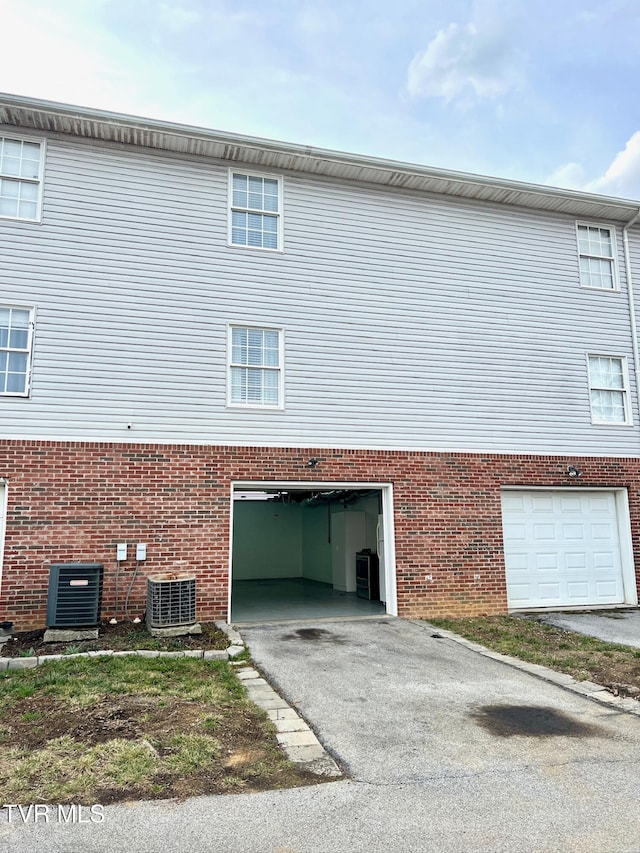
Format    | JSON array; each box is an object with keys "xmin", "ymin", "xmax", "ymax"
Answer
[
  {"xmin": 429, "ymin": 616, "xmax": 640, "ymax": 699},
  {"xmin": 0, "ymin": 655, "xmax": 327, "ymax": 804}
]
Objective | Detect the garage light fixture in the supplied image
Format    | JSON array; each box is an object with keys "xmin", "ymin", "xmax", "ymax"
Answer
[
  {"xmin": 307, "ymin": 458, "xmax": 320, "ymax": 468},
  {"xmin": 566, "ymin": 465, "xmax": 582, "ymax": 478}
]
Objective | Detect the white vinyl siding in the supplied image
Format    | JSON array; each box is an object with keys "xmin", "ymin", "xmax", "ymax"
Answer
[
  {"xmin": 576, "ymin": 223, "xmax": 617, "ymax": 290},
  {"xmin": 229, "ymin": 171, "xmax": 282, "ymax": 250},
  {"xmin": 587, "ymin": 354, "xmax": 631, "ymax": 425},
  {"xmin": 1, "ymin": 133, "xmax": 639, "ymax": 454},
  {"xmin": 0, "ymin": 306, "xmax": 34, "ymax": 396},
  {"xmin": 228, "ymin": 325, "xmax": 283, "ymax": 408},
  {"xmin": 0, "ymin": 136, "xmax": 44, "ymax": 221}
]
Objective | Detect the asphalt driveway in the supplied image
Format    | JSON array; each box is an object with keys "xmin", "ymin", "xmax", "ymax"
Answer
[
  {"xmin": 534, "ymin": 608, "xmax": 640, "ymax": 648},
  {"xmin": 3, "ymin": 617, "xmax": 640, "ymax": 853},
  {"xmin": 244, "ymin": 618, "xmax": 640, "ymax": 786}
]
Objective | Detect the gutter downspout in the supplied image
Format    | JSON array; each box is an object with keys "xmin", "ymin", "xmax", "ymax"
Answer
[{"xmin": 623, "ymin": 209, "xmax": 640, "ymax": 424}]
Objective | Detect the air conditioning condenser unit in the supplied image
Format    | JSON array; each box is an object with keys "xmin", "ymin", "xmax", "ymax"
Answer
[
  {"xmin": 146, "ymin": 573, "xmax": 196, "ymax": 629},
  {"xmin": 46, "ymin": 563, "xmax": 104, "ymax": 628}
]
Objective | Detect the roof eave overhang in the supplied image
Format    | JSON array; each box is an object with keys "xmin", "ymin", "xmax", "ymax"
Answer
[{"xmin": 1, "ymin": 92, "xmax": 639, "ymax": 223}]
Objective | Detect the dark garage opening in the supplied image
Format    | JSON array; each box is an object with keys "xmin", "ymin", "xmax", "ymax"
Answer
[{"xmin": 230, "ymin": 487, "xmax": 388, "ymax": 623}]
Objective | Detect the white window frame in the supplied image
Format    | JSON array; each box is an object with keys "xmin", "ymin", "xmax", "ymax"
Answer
[
  {"xmin": 227, "ymin": 169, "xmax": 284, "ymax": 252},
  {"xmin": 227, "ymin": 323, "xmax": 285, "ymax": 409},
  {"xmin": 0, "ymin": 305, "xmax": 36, "ymax": 397},
  {"xmin": 586, "ymin": 352, "xmax": 632, "ymax": 425},
  {"xmin": 576, "ymin": 221, "xmax": 619, "ymax": 291},
  {"xmin": 0, "ymin": 134, "xmax": 45, "ymax": 223}
]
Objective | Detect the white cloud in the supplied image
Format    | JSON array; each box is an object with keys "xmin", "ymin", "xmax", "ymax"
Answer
[
  {"xmin": 0, "ymin": 0, "xmax": 213, "ymax": 122},
  {"xmin": 546, "ymin": 133, "xmax": 640, "ymax": 201},
  {"xmin": 587, "ymin": 131, "xmax": 640, "ymax": 200},
  {"xmin": 0, "ymin": 2, "xmax": 153, "ymax": 112},
  {"xmin": 545, "ymin": 162, "xmax": 588, "ymax": 191},
  {"xmin": 544, "ymin": 130, "xmax": 640, "ymax": 199},
  {"xmin": 157, "ymin": 2, "xmax": 201, "ymax": 32},
  {"xmin": 295, "ymin": 5, "xmax": 341, "ymax": 37},
  {"xmin": 407, "ymin": 19, "xmax": 519, "ymax": 103}
]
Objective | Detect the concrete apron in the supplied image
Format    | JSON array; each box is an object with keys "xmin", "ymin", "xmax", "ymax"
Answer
[{"xmin": 532, "ymin": 608, "xmax": 640, "ymax": 648}]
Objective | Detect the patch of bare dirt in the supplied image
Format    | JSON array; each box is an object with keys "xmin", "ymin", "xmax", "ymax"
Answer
[
  {"xmin": 3, "ymin": 694, "xmax": 273, "ymax": 751},
  {"xmin": 0, "ymin": 691, "xmax": 328, "ymax": 803},
  {"xmin": 0, "ymin": 620, "xmax": 228, "ymax": 657},
  {"xmin": 3, "ymin": 696, "xmax": 166, "ymax": 748}
]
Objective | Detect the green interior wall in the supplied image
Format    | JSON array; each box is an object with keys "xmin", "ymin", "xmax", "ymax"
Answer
[
  {"xmin": 301, "ymin": 504, "xmax": 332, "ymax": 582},
  {"xmin": 232, "ymin": 491, "xmax": 381, "ymax": 582},
  {"xmin": 232, "ymin": 501, "xmax": 302, "ymax": 579}
]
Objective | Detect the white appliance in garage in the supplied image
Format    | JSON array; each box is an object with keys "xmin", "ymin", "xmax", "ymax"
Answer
[
  {"xmin": 377, "ymin": 513, "xmax": 386, "ymax": 604},
  {"xmin": 331, "ymin": 511, "xmax": 367, "ymax": 592},
  {"xmin": 501, "ymin": 489, "xmax": 637, "ymax": 610}
]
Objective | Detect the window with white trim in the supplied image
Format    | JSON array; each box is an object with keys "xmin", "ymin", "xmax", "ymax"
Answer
[
  {"xmin": 229, "ymin": 171, "xmax": 282, "ymax": 250},
  {"xmin": 577, "ymin": 223, "xmax": 617, "ymax": 290},
  {"xmin": 0, "ymin": 307, "xmax": 34, "ymax": 396},
  {"xmin": 587, "ymin": 354, "xmax": 630, "ymax": 424},
  {"xmin": 0, "ymin": 136, "xmax": 43, "ymax": 221},
  {"xmin": 228, "ymin": 325, "xmax": 283, "ymax": 407}
]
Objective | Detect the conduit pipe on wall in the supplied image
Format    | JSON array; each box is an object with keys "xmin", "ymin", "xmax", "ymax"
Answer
[{"xmin": 623, "ymin": 208, "xmax": 640, "ymax": 428}]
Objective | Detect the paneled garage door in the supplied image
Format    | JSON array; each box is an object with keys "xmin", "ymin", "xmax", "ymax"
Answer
[{"xmin": 501, "ymin": 490, "xmax": 630, "ymax": 609}]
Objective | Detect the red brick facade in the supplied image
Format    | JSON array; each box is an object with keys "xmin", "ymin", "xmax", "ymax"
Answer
[{"xmin": 1, "ymin": 441, "xmax": 639, "ymax": 630}]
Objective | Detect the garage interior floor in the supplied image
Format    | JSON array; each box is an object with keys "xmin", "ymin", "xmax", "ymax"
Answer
[{"xmin": 231, "ymin": 577, "xmax": 386, "ymax": 624}]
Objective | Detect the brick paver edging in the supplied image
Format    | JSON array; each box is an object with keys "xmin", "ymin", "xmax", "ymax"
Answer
[
  {"xmin": 235, "ymin": 664, "xmax": 342, "ymax": 777},
  {"xmin": 0, "ymin": 621, "xmax": 245, "ymax": 670}
]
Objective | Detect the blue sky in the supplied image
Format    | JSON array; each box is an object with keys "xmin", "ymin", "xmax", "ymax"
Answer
[{"xmin": 2, "ymin": 0, "xmax": 640, "ymax": 198}]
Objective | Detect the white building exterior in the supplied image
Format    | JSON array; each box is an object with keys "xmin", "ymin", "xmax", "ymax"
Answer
[{"xmin": 1, "ymin": 94, "xmax": 640, "ymax": 629}]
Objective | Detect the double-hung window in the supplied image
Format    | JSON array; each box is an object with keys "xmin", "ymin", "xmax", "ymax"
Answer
[
  {"xmin": 229, "ymin": 171, "xmax": 282, "ymax": 250},
  {"xmin": 0, "ymin": 306, "xmax": 34, "ymax": 396},
  {"xmin": 228, "ymin": 325, "xmax": 283, "ymax": 408},
  {"xmin": 0, "ymin": 136, "xmax": 44, "ymax": 221},
  {"xmin": 587, "ymin": 354, "xmax": 630, "ymax": 424},
  {"xmin": 576, "ymin": 223, "xmax": 617, "ymax": 290}
]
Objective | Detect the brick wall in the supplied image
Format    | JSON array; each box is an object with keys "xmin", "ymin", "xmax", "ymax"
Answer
[{"xmin": 1, "ymin": 441, "xmax": 639, "ymax": 629}]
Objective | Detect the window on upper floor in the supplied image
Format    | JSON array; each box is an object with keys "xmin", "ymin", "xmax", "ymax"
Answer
[
  {"xmin": 576, "ymin": 223, "xmax": 618, "ymax": 290},
  {"xmin": 587, "ymin": 354, "xmax": 631, "ymax": 425},
  {"xmin": 0, "ymin": 306, "xmax": 35, "ymax": 396},
  {"xmin": 228, "ymin": 325, "xmax": 283, "ymax": 408},
  {"xmin": 0, "ymin": 136, "xmax": 44, "ymax": 222},
  {"xmin": 229, "ymin": 171, "xmax": 282, "ymax": 251}
]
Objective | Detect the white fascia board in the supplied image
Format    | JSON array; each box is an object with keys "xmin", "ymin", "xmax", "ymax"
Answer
[{"xmin": 2, "ymin": 92, "xmax": 640, "ymax": 221}]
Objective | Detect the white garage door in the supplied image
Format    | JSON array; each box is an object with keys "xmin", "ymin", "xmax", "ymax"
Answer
[{"xmin": 501, "ymin": 490, "xmax": 629, "ymax": 609}]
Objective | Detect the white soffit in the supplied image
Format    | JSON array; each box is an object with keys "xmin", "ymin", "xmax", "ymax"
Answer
[{"xmin": 1, "ymin": 92, "xmax": 640, "ymax": 223}]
